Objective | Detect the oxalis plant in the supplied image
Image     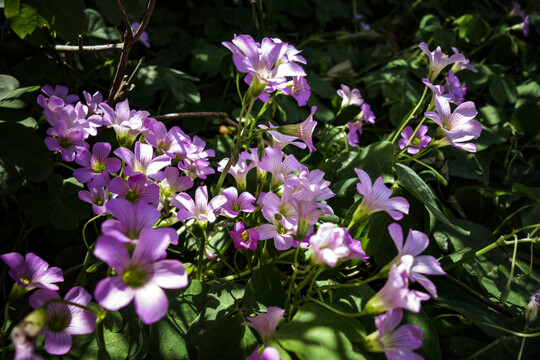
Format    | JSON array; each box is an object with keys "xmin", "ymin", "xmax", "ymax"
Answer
[{"xmin": 1, "ymin": 1, "xmax": 540, "ymax": 359}]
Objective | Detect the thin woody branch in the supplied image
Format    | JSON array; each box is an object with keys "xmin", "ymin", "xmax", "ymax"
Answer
[
  {"xmin": 42, "ymin": 43, "xmax": 125, "ymax": 53},
  {"xmin": 107, "ymin": 0, "xmax": 156, "ymax": 106}
]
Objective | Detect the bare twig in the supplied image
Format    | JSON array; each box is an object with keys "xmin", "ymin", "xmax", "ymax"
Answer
[
  {"xmin": 107, "ymin": 0, "xmax": 156, "ymax": 106},
  {"xmin": 153, "ymin": 112, "xmax": 239, "ymax": 128},
  {"xmin": 42, "ymin": 43, "xmax": 125, "ymax": 53},
  {"xmin": 444, "ymin": 274, "xmax": 515, "ymax": 318}
]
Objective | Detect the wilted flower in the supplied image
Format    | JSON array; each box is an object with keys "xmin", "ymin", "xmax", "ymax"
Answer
[
  {"xmin": 29, "ymin": 287, "xmax": 96, "ymax": 355},
  {"xmin": 398, "ymin": 125, "xmax": 432, "ymax": 155},
  {"xmin": 363, "ymin": 308, "xmax": 423, "ymax": 360}
]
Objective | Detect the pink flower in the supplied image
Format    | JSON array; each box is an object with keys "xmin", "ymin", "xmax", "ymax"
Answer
[
  {"xmin": 337, "ymin": 84, "xmax": 364, "ymax": 108},
  {"xmin": 114, "ymin": 142, "xmax": 171, "ymax": 181},
  {"xmin": 275, "ymin": 106, "xmax": 318, "ymax": 153},
  {"xmin": 364, "ymin": 308, "xmax": 423, "ymax": 360},
  {"xmin": 309, "ymin": 223, "xmax": 368, "ymax": 267},
  {"xmin": 242, "ymin": 307, "xmax": 284, "ymax": 341},
  {"xmin": 247, "ymin": 346, "xmax": 281, "ymax": 360},
  {"xmin": 353, "ymin": 168, "xmax": 409, "ymax": 221},
  {"xmin": 220, "ymin": 187, "xmax": 256, "ymax": 218},
  {"xmin": 170, "ymin": 185, "xmax": 226, "ymax": 225},
  {"xmin": 108, "ymin": 173, "xmax": 160, "ymax": 205},
  {"xmin": 387, "ymin": 223, "xmax": 445, "ymax": 297},
  {"xmin": 424, "ymin": 95, "xmax": 482, "ymax": 153},
  {"xmin": 363, "ymin": 256, "xmax": 430, "ymax": 315},
  {"xmin": 418, "ymin": 42, "xmax": 466, "ymax": 81}
]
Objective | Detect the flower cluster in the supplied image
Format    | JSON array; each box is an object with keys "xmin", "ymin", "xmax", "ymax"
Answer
[{"xmin": 222, "ymin": 34, "xmax": 310, "ymax": 105}]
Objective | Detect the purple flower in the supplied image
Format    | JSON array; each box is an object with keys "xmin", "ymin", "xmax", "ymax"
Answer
[
  {"xmin": 28, "ymin": 287, "xmax": 96, "ymax": 355},
  {"xmin": 220, "ymin": 187, "xmax": 256, "ymax": 218},
  {"xmin": 44, "ymin": 120, "xmax": 88, "ymax": 162},
  {"xmin": 101, "ymin": 198, "xmax": 166, "ymax": 244},
  {"xmin": 257, "ymin": 220, "xmax": 296, "ymax": 251},
  {"xmin": 261, "ymin": 187, "xmax": 298, "ymax": 228},
  {"xmin": 73, "ymin": 142, "xmax": 121, "ymax": 187},
  {"xmin": 347, "ymin": 121, "xmax": 363, "ymax": 147},
  {"xmin": 218, "ymin": 156, "xmax": 255, "ymax": 192},
  {"xmin": 512, "ymin": 16, "xmax": 530, "ymax": 36},
  {"xmin": 158, "ymin": 166, "xmax": 194, "ymax": 202},
  {"xmin": 170, "ymin": 185, "xmax": 226, "ymax": 225},
  {"xmin": 337, "ymin": 84, "xmax": 364, "ymax": 108},
  {"xmin": 258, "ymin": 123, "xmax": 308, "ymax": 150},
  {"xmin": 108, "ymin": 173, "xmax": 160, "ymax": 205},
  {"xmin": 40, "ymin": 85, "xmax": 79, "ymax": 104},
  {"xmin": 275, "ymin": 106, "xmax": 318, "ymax": 153},
  {"xmin": 247, "ymin": 346, "xmax": 281, "ymax": 360},
  {"xmin": 258, "ymin": 145, "xmax": 304, "ymax": 189},
  {"xmin": 450, "ymin": 47, "xmax": 478, "ymax": 74},
  {"xmin": 309, "ymin": 223, "xmax": 368, "ymax": 267},
  {"xmin": 78, "ymin": 181, "xmax": 109, "ymax": 215},
  {"xmin": 222, "ymin": 35, "xmax": 307, "ymax": 102},
  {"xmin": 131, "ymin": 22, "xmax": 150, "ymax": 48},
  {"xmin": 100, "ymin": 99, "xmax": 151, "ymax": 148},
  {"xmin": 424, "ymin": 95, "xmax": 482, "ymax": 152},
  {"xmin": 363, "ymin": 256, "xmax": 430, "ymax": 314},
  {"xmin": 510, "ymin": 1, "xmax": 525, "ymax": 18},
  {"xmin": 398, "ymin": 125, "xmax": 432, "ymax": 155},
  {"xmin": 1, "ymin": 253, "xmax": 63, "ymax": 291},
  {"xmin": 444, "ymin": 70, "xmax": 467, "ymax": 104},
  {"xmin": 242, "ymin": 307, "xmax": 284, "ymax": 341},
  {"xmin": 145, "ymin": 123, "xmax": 188, "ymax": 158},
  {"xmin": 230, "ymin": 221, "xmax": 260, "ymax": 251},
  {"xmin": 290, "ymin": 76, "xmax": 311, "ymax": 106},
  {"xmin": 82, "ymin": 90, "xmax": 104, "ymax": 116},
  {"xmin": 353, "ymin": 168, "xmax": 409, "ymax": 221},
  {"xmin": 93, "ymin": 229, "xmax": 188, "ymax": 324},
  {"xmin": 418, "ymin": 42, "xmax": 466, "ymax": 81},
  {"xmin": 114, "ymin": 142, "xmax": 171, "ymax": 181},
  {"xmin": 364, "ymin": 308, "xmax": 423, "ymax": 360},
  {"xmin": 387, "ymin": 223, "xmax": 445, "ymax": 297}
]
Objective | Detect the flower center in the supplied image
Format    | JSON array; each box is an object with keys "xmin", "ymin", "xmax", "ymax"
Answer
[
  {"xmin": 59, "ymin": 137, "xmax": 73, "ymax": 149},
  {"xmin": 92, "ymin": 161, "xmax": 107, "ymax": 174},
  {"xmin": 412, "ymin": 137, "xmax": 421, "ymax": 146},
  {"xmin": 122, "ymin": 267, "xmax": 149, "ymax": 288},
  {"xmin": 47, "ymin": 310, "xmax": 71, "ymax": 332},
  {"xmin": 125, "ymin": 189, "xmax": 140, "ymax": 203},
  {"xmin": 19, "ymin": 277, "xmax": 31, "ymax": 285},
  {"xmin": 241, "ymin": 231, "xmax": 250, "ymax": 243}
]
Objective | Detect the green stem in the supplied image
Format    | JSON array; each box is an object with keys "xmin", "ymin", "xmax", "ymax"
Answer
[
  {"xmin": 82, "ymin": 213, "xmax": 105, "ymax": 250},
  {"xmin": 220, "ymin": 249, "xmax": 296, "ymax": 281},
  {"xmin": 45, "ymin": 299, "xmax": 100, "ymax": 315},
  {"xmin": 315, "ymin": 271, "xmax": 384, "ymax": 291},
  {"xmin": 390, "ymin": 85, "xmax": 429, "ymax": 144},
  {"xmin": 54, "ymin": 162, "xmax": 75, "ymax": 171},
  {"xmin": 400, "ymin": 154, "xmax": 448, "ymax": 185},
  {"xmin": 500, "ymin": 236, "xmax": 518, "ymax": 306},
  {"xmin": 308, "ymin": 297, "xmax": 369, "ymax": 318},
  {"xmin": 0, "ymin": 301, "xmax": 10, "ymax": 359},
  {"xmin": 197, "ymin": 225, "xmax": 208, "ymax": 281}
]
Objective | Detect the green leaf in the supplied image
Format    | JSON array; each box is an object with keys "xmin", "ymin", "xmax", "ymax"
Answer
[
  {"xmin": 395, "ymin": 162, "xmax": 469, "ymax": 235},
  {"xmin": 454, "ymin": 14, "xmax": 489, "ymax": 44},
  {"xmin": 403, "ymin": 311, "xmax": 442, "ymax": 360},
  {"xmin": 8, "ymin": 3, "xmax": 47, "ymax": 40},
  {"xmin": 275, "ymin": 302, "xmax": 367, "ymax": 360},
  {"xmin": 149, "ymin": 317, "xmax": 189, "ymax": 360},
  {"xmin": 243, "ymin": 266, "xmax": 286, "ymax": 311},
  {"xmin": 4, "ymin": 0, "xmax": 20, "ymax": 19},
  {"xmin": 31, "ymin": 0, "xmax": 87, "ymax": 42},
  {"xmin": 165, "ymin": 68, "xmax": 200, "ymax": 105},
  {"xmin": 85, "ymin": 8, "xmax": 119, "ymax": 41},
  {"xmin": 0, "ymin": 122, "xmax": 53, "ymax": 194},
  {"xmin": 511, "ymin": 101, "xmax": 540, "ymax": 136}
]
